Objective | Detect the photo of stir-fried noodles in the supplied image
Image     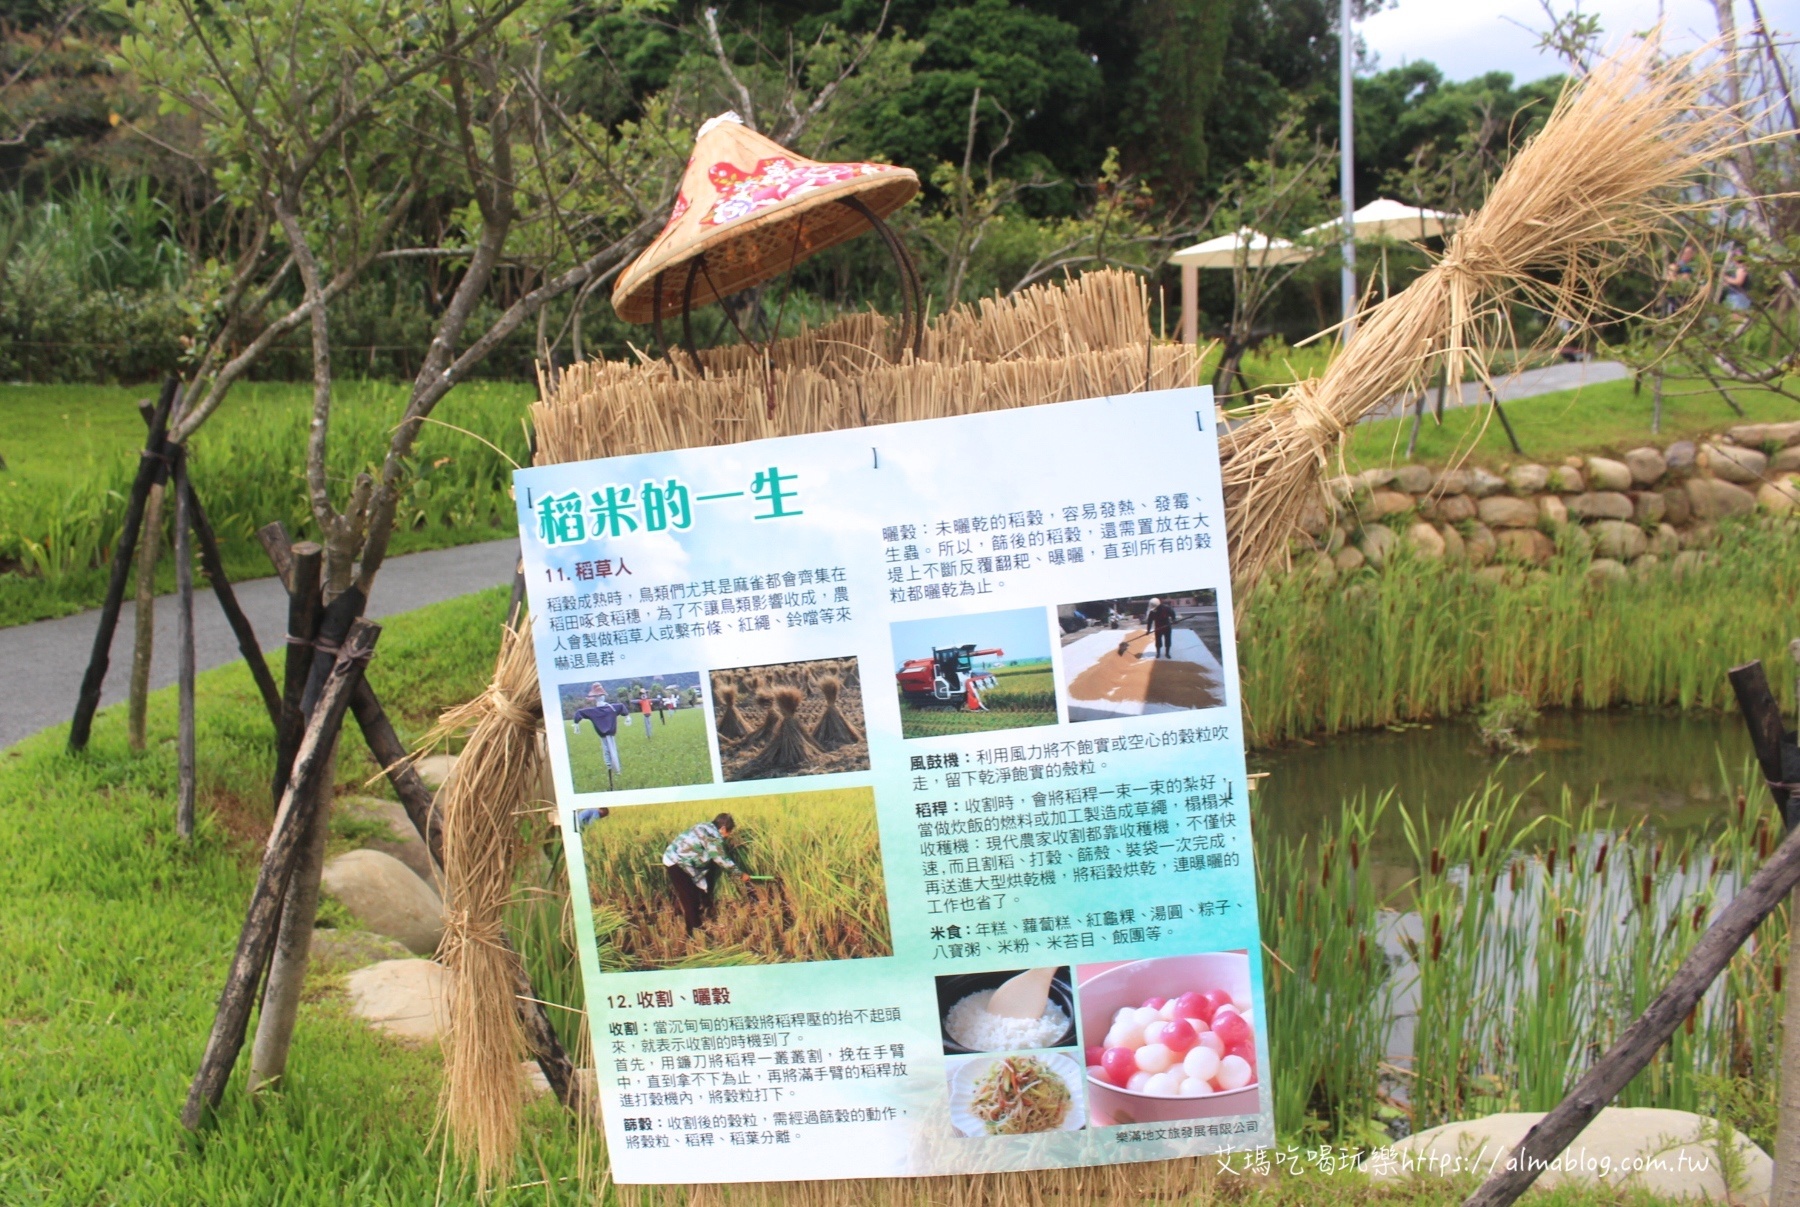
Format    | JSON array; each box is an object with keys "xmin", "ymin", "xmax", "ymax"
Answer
[{"xmin": 968, "ymin": 1055, "xmax": 1074, "ymax": 1135}]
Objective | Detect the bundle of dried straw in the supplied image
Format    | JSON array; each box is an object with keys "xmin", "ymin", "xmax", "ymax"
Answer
[
  {"xmin": 1220, "ymin": 39, "xmax": 1736, "ymax": 582},
  {"xmin": 437, "ymin": 37, "xmax": 1737, "ymax": 1195},
  {"xmin": 428, "ymin": 622, "xmax": 545, "ymax": 1183}
]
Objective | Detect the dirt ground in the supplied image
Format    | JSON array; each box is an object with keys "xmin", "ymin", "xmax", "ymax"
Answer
[{"xmin": 711, "ymin": 656, "xmax": 871, "ymax": 781}]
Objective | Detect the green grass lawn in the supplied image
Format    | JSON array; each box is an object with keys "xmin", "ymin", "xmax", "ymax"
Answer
[
  {"xmin": 0, "ymin": 380, "xmax": 532, "ymax": 628},
  {"xmin": 563, "ymin": 706, "xmax": 712, "ymax": 793},
  {"xmin": 1341, "ymin": 373, "xmax": 1799, "ymax": 473},
  {"xmin": 0, "ymin": 585, "xmax": 601, "ymax": 1203}
]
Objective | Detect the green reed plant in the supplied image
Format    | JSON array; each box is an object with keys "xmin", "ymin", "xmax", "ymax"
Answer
[
  {"xmin": 1398, "ymin": 781, "xmax": 1535, "ymax": 1129},
  {"xmin": 1258, "ymin": 791, "xmax": 1394, "ymax": 1139},
  {"xmin": 1238, "ymin": 521, "xmax": 1800, "ymax": 746},
  {"xmin": 1246, "ymin": 759, "xmax": 1786, "ymax": 1143}
]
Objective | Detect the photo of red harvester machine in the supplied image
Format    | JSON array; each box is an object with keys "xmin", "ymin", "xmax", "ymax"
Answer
[{"xmin": 895, "ymin": 644, "xmax": 1002, "ymax": 710}]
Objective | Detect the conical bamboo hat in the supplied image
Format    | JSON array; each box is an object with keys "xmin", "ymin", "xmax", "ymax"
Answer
[{"xmin": 611, "ymin": 112, "xmax": 918, "ymax": 324}]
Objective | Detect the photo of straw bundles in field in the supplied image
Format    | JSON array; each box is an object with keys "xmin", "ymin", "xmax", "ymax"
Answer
[
  {"xmin": 1058, "ymin": 591, "xmax": 1225, "ymax": 723},
  {"xmin": 708, "ymin": 657, "xmax": 870, "ymax": 783},
  {"xmin": 891, "ymin": 607, "xmax": 1059, "ymax": 739},
  {"xmin": 576, "ymin": 789, "xmax": 892, "ymax": 970},
  {"xmin": 556, "ymin": 671, "xmax": 711, "ymax": 793}
]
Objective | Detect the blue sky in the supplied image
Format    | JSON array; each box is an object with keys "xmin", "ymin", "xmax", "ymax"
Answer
[
  {"xmin": 888, "ymin": 607, "xmax": 1053, "ymax": 672},
  {"xmin": 1361, "ymin": 0, "xmax": 1789, "ymax": 84}
]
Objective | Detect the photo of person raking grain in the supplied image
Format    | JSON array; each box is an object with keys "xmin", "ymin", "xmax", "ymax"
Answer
[
  {"xmin": 576, "ymin": 789, "xmax": 892, "ymax": 970},
  {"xmin": 1057, "ymin": 591, "xmax": 1225, "ymax": 723},
  {"xmin": 709, "ymin": 657, "xmax": 870, "ymax": 783},
  {"xmin": 556, "ymin": 672, "xmax": 710, "ymax": 792},
  {"xmin": 891, "ymin": 607, "xmax": 1059, "ymax": 738}
]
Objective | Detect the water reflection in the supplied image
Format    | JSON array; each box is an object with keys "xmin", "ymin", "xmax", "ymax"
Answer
[{"xmin": 1250, "ymin": 710, "xmax": 1752, "ymax": 862}]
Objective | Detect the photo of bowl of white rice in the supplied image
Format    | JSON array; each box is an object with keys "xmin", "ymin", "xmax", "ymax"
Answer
[{"xmin": 935, "ymin": 968, "xmax": 1077, "ymax": 1055}]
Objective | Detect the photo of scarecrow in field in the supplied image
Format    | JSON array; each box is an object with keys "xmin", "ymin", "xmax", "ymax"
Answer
[
  {"xmin": 1057, "ymin": 590, "xmax": 1225, "ymax": 723},
  {"xmin": 577, "ymin": 789, "xmax": 892, "ymax": 970},
  {"xmin": 708, "ymin": 657, "xmax": 870, "ymax": 783},
  {"xmin": 555, "ymin": 672, "xmax": 712, "ymax": 793},
  {"xmin": 890, "ymin": 607, "xmax": 1059, "ymax": 739}
]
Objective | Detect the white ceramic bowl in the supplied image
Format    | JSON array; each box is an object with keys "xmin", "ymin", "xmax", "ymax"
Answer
[{"xmin": 1079, "ymin": 952, "xmax": 1259, "ymax": 1126}]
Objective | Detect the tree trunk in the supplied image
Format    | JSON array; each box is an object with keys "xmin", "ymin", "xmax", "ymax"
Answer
[
  {"xmin": 249, "ymin": 738, "xmax": 336, "ymax": 1092},
  {"xmin": 239, "ymin": 582, "xmax": 365, "ymax": 1092},
  {"xmin": 175, "ymin": 452, "xmax": 197, "ymax": 839},
  {"xmin": 127, "ymin": 480, "xmax": 166, "ymax": 751}
]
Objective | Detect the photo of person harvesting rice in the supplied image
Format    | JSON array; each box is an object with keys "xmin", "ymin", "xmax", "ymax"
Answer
[
  {"xmin": 576, "ymin": 789, "xmax": 893, "ymax": 970},
  {"xmin": 662, "ymin": 812, "xmax": 754, "ymax": 934},
  {"xmin": 1057, "ymin": 590, "xmax": 1226, "ymax": 722}
]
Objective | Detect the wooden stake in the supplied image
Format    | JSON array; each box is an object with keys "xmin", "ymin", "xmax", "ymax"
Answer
[
  {"xmin": 1771, "ymin": 643, "xmax": 1800, "ymax": 1207},
  {"xmin": 70, "ymin": 380, "xmax": 176, "ymax": 751},
  {"xmin": 181, "ymin": 619, "xmax": 380, "ymax": 1130},
  {"xmin": 249, "ymin": 735, "xmax": 335, "ymax": 1092},
  {"xmin": 248, "ymin": 578, "xmax": 367, "ymax": 1090},
  {"xmin": 175, "ymin": 450, "xmax": 196, "ymax": 840},
  {"xmin": 255, "ymin": 524, "xmax": 582, "ymax": 1111},
  {"xmin": 271, "ymin": 541, "xmax": 323, "ymax": 807},
  {"xmin": 182, "ymin": 480, "xmax": 281, "ymax": 726}
]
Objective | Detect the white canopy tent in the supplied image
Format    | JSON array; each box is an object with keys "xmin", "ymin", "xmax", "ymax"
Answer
[
  {"xmin": 1304, "ymin": 197, "xmax": 1458, "ymax": 243},
  {"xmin": 1171, "ymin": 228, "xmax": 1314, "ymax": 344},
  {"xmin": 1174, "ymin": 201, "xmax": 1459, "ymax": 344},
  {"xmin": 1170, "ymin": 226, "xmax": 1313, "ymax": 270}
]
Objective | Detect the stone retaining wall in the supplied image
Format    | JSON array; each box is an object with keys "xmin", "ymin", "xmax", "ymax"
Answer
[{"xmin": 1296, "ymin": 420, "xmax": 1800, "ymax": 582}]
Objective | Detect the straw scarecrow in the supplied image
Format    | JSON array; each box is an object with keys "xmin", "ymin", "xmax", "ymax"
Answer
[{"xmin": 430, "ymin": 43, "xmax": 1747, "ymax": 1195}]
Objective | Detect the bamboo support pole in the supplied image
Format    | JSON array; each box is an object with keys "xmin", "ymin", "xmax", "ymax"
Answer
[
  {"xmin": 174, "ymin": 449, "xmax": 197, "ymax": 839},
  {"xmin": 181, "ymin": 619, "xmax": 380, "ymax": 1129},
  {"xmin": 248, "ymin": 580, "xmax": 366, "ymax": 1089},
  {"xmin": 70, "ymin": 379, "xmax": 177, "ymax": 751},
  {"xmin": 180, "ymin": 484, "xmax": 281, "ymax": 726},
  {"xmin": 127, "ymin": 470, "xmax": 169, "ymax": 751}
]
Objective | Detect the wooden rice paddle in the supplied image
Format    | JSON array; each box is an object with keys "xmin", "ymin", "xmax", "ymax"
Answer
[{"xmin": 988, "ymin": 967, "xmax": 1057, "ymax": 1021}]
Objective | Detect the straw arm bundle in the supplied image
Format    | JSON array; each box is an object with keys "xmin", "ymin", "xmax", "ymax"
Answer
[
  {"xmin": 428, "ymin": 622, "xmax": 550, "ymax": 1185},
  {"xmin": 1220, "ymin": 39, "xmax": 1739, "ymax": 583}
]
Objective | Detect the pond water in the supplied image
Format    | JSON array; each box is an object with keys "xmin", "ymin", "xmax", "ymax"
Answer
[
  {"xmin": 1248, "ymin": 709, "xmax": 1762, "ymax": 1083},
  {"xmin": 1248, "ymin": 709, "xmax": 1755, "ymax": 860}
]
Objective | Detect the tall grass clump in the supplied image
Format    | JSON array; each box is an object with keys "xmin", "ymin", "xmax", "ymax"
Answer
[
  {"xmin": 1237, "ymin": 520, "xmax": 1800, "ymax": 746},
  {"xmin": 1256, "ymin": 791, "xmax": 1394, "ymax": 1141}
]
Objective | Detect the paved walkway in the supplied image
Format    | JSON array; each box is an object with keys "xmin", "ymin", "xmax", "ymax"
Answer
[
  {"xmin": 1358, "ymin": 358, "xmax": 1631, "ymax": 423},
  {"xmin": 0, "ymin": 539, "xmax": 519, "ymax": 750}
]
